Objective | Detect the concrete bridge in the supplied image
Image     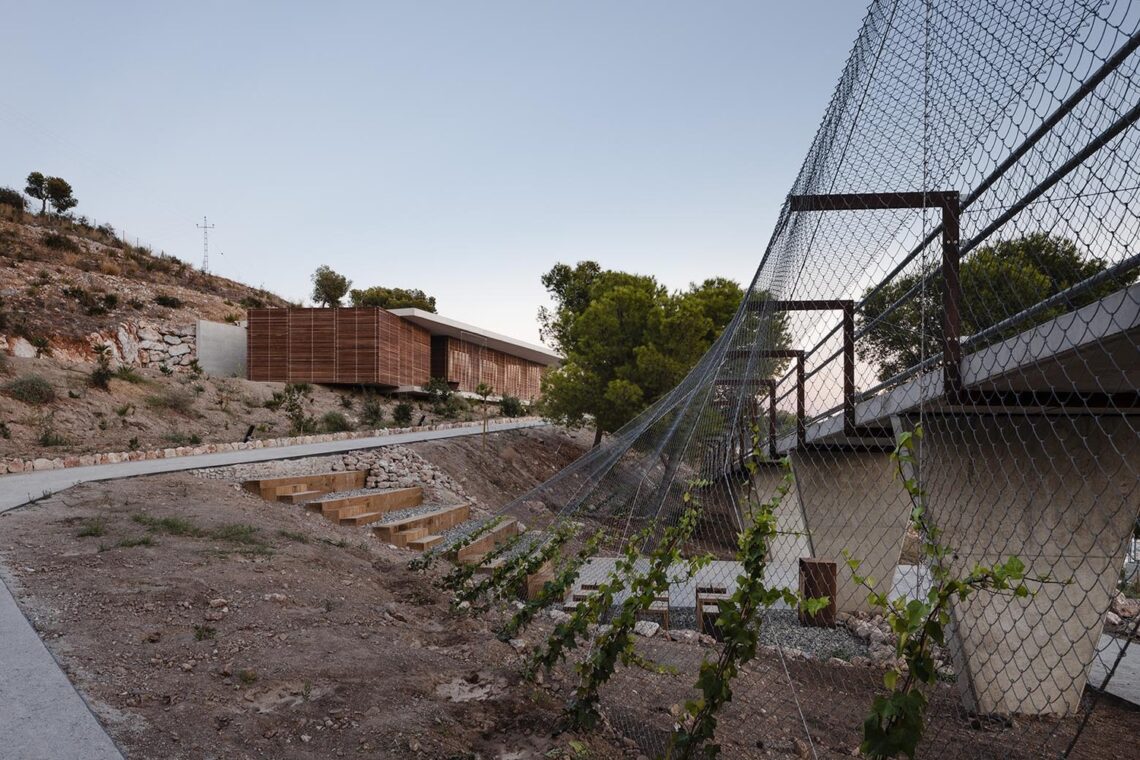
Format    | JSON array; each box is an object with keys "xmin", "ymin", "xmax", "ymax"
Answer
[{"xmin": 736, "ymin": 282, "xmax": 1140, "ymax": 716}]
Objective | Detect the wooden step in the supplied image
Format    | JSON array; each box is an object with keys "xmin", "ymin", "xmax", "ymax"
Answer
[
  {"xmin": 373, "ymin": 505, "xmax": 471, "ymax": 545},
  {"xmin": 278, "ymin": 490, "xmax": 323, "ymax": 504},
  {"xmin": 338, "ymin": 510, "xmax": 388, "ymax": 527},
  {"xmin": 309, "ymin": 487, "xmax": 423, "ymax": 522},
  {"xmin": 407, "ymin": 534, "xmax": 444, "ymax": 551},
  {"xmin": 455, "ymin": 518, "xmax": 519, "ymax": 563},
  {"xmin": 242, "ymin": 470, "xmax": 368, "ymax": 501}
]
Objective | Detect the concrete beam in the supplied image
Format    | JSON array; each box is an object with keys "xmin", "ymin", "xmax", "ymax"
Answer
[
  {"xmin": 790, "ymin": 450, "xmax": 912, "ymax": 613},
  {"xmin": 919, "ymin": 414, "xmax": 1139, "ymax": 715}
]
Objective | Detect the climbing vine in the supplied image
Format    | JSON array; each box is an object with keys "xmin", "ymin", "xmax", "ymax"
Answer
[
  {"xmin": 498, "ymin": 528, "xmax": 607, "ymax": 642},
  {"xmin": 666, "ymin": 457, "xmax": 829, "ymax": 760},
  {"xmin": 566, "ymin": 504, "xmax": 710, "ymax": 730},
  {"xmin": 454, "ymin": 522, "xmax": 579, "ymax": 611},
  {"xmin": 441, "ymin": 527, "xmax": 525, "ymax": 596},
  {"xmin": 408, "ymin": 515, "xmax": 504, "ymax": 573},
  {"xmin": 851, "ymin": 424, "xmax": 1044, "ymax": 759}
]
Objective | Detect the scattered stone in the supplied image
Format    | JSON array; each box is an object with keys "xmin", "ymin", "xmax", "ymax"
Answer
[
  {"xmin": 208, "ymin": 598, "xmax": 228, "ymax": 608},
  {"xmin": 634, "ymin": 620, "xmax": 660, "ymax": 638}
]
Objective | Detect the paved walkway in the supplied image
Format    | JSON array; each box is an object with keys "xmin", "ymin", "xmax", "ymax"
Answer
[{"xmin": 0, "ymin": 418, "xmax": 546, "ymax": 759}]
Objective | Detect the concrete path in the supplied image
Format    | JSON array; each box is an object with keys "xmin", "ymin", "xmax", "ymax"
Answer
[
  {"xmin": 0, "ymin": 418, "xmax": 547, "ymax": 513},
  {"xmin": 0, "ymin": 418, "xmax": 546, "ymax": 759}
]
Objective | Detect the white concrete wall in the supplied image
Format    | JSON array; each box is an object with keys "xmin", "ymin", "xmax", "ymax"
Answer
[{"xmin": 196, "ymin": 320, "xmax": 247, "ymax": 378}]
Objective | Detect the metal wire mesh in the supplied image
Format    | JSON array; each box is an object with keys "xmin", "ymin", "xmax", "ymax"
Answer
[{"xmin": 450, "ymin": 1, "xmax": 1140, "ymax": 756}]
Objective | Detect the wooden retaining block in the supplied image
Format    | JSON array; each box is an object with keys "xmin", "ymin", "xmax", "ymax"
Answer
[
  {"xmin": 278, "ymin": 490, "xmax": 324, "ymax": 504},
  {"xmin": 407, "ymin": 534, "xmax": 444, "ymax": 551},
  {"xmin": 308, "ymin": 487, "xmax": 424, "ymax": 526},
  {"xmin": 373, "ymin": 504, "xmax": 471, "ymax": 547},
  {"xmin": 525, "ymin": 561, "xmax": 554, "ymax": 600},
  {"xmin": 242, "ymin": 471, "xmax": 368, "ymax": 502},
  {"xmin": 455, "ymin": 519, "xmax": 519, "ymax": 563}
]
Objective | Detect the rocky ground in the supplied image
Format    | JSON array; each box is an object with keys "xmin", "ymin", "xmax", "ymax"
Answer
[{"xmin": 0, "ymin": 352, "xmax": 521, "ymax": 462}]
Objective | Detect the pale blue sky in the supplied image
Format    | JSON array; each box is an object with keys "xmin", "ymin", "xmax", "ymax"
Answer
[{"xmin": 2, "ymin": 1, "xmax": 868, "ymax": 344}]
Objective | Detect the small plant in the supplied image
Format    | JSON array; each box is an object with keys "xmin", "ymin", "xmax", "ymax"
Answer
[
  {"xmin": 338, "ymin": 394, "xmax": 353, "ymax": 409},
  {"xmin": 128, "ymin": 436, "xmax": 140, "ymax": 451},
  {"xmin": 193, "ymin": 625, "xmax": 217, "ymax": 641},
  {"xmin": 3, "ymin": 374, "xmax": 56, "ymax": 404},
  {"xmin": 498, "ymin": 528, "xmax": 606, "ymax": 641},
  {"xmin": 666, "ymin": 462, "xmax": 828, "ymax": 759},
  {"xmin": 115, "ymin": 403, "xmax": 134, "ymax": 417},
  {"xmin": 133, "ymin": 513, "xmax": 202, "ymax": 536},
  {"xmin": 88, "ymin": 344, "xmax": 115, "ymax": 390},
  {"xmin": 113, "ymin": 366, "xmax": 144, "ymax": 384},
  {"xmin": 850, "ymin": 425, "xmax": 1043, "ymax": 760},
  {"xmin": 145, "ymin": 388, "xmax": 195, "ymax": 416},
  {"xmin": 158, "ymin": 363, "xmax": 174, "ymax": 376},
  {"xmin": 36, "ymin": 412, "xmax": 69, "ymax": 446},
  {"xmin": 567, "ymin": 507, "xmax": 710, "ymax": 731},
  {"xmin": 210, "ymin": 523, "xmax": 263, "ymax": 545},
  {"xmin": 277, "ymin": 529, "xmax": 310, "ymax": 544},
  {"xmin": 188, "ymin": 359, "xmax": 203, "ymax": 378},
  {"xmin": 237, "ymin": 669, "xmax": 258, "ymax": 685},
  {"xmin": 0, "ymin": 421, "xmax": 10, "ymax": 439},
  {"xmin": 422, "ymin": 377, "xmax": 453, "ymax": 408},
  {"xmin": 29, "ymin": 336, "xmax": 51, "ymax": 358},
  {"xmin": 76, "ymin": 518, "xmax": 107, "ymax": 538},
  {"xmin": 392, "ymin": 401, "xmax": 414, "ymax": 426},
  {"xmin": 154, "ymin": 294, "xmax": 183, "ymax": 308},
  {"xmin": 500, "ymin": 394, "xmax": 526, "ymax": 417},
  {"xmin": 359, "ymin": 394, "xmax": 385, "ymax": 428},
  {"xmin": 42, "ymin": 232, "xmax": 79, "ymax": 252},
  {"xmin": 320, "ymin": 410, "xmax": 353, "ymax": 433}
]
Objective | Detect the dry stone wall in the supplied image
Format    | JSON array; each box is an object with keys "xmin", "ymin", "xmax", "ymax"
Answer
[{"xmin": 0, "ymin": 319, "xmax": 198, "ymax": 372}]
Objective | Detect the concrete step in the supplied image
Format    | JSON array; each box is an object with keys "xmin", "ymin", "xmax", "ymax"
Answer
[
  {"xmin": 373, "ymin": 504, "xmax": 471, "ymax": 545},
  {"xmin": 242, "ymin": 470, "xmax": 368, "ymax": 501},
  {"xmin": 455, "ymin": 518, "xmax": 519, "ymax": 563},
  {"xmin": 310, "ymin": 487, "xmax": 423, "ymax": 522}
]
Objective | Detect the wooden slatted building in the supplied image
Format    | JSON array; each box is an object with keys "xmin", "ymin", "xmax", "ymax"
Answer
[{"xmin": 246, "ymin": 307, "xmax": 558, "ymax": 400}]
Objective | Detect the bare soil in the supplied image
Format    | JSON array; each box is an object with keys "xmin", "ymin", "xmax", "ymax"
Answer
[{"xmin": 0, "ymin": 471, "xmax": 620, "ymax": 759}]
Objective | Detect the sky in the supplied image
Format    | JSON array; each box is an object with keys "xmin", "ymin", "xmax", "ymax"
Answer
[{"xmin": 2, "ymin": 1, "xmax": 870, "ymax": 346}]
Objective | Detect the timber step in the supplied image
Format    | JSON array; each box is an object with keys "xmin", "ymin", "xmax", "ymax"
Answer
[
  {"xmin": 455, "ymin": 518, "xmax": 520, "ymax": 563},
  {"xmin": 278, "ymin": 490, "xmax": 324, "ymax": 504},
  {"xmin": 406, "ymin": 534, "xmax": 444, "ymax": 551},
  {"xmin": 373, "ymin": 504, "xmax": 471, "ymax": 548},
  {"xmin": 242, "ymin": 470, "xmax": 368, "ymax": 502},
  {"xmin": 306, "ymin": 487, "xmax": 423, "ymax": 524}
]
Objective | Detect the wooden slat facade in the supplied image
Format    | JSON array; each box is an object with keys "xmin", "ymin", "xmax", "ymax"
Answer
[
  {"xmin": 247, "ymin": 308, "xmax": 430, "ymax": 387},
  {"xmin": 437, "ymin": 337, "xmax": 545, "ymax": 400}
]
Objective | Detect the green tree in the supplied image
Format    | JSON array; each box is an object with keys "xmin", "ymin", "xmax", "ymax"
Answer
[
  {"xmin": 45, "ymin": 177, "xmax": 77, "ymax": 214},
  {"xmin": 311, "ymin": 265, "xmax": 351, "ymax": 307},
  {"xmin": 25, "ymin": 172, "xmax": 48, "ymax": 213},
  {"xmin": 349, "ymin": 286, "xmax": 437, "ymax": 311},
  {"xmin": 858, "ymin": 233, "xmax": 1134, "ymax": 381},
  {"xmin": 537, "ymin": 264, "xmax": 761, "ymax": 446}
]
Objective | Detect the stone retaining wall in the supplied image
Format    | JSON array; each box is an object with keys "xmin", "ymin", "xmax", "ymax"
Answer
[
  {"xmin": 1, "ymin": 319, "xmax": 199, "ymax": 372},
  {"xmin": 0, "ymin": 417, "xmax": 543, "ymax": 474}
]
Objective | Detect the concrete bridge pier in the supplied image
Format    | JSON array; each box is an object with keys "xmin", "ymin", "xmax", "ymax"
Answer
[
  {"xmin": 918, "ymin": 413, "xmax": 1139, "ymax": 716},
  {"xmin": 749, "ymin": 463, "xmax": 813, "ymax": 589},
  {"xmin": 789, "ymin": 449, "xmax": 913, "ymax": 614}
]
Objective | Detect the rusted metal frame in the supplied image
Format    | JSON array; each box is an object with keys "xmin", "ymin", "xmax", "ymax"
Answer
[
  {"xmin": 787, "ymin": 192, "xmax": 963, "ymax": 402},
  {"xmin": 749, "ymin": 301, "xmax": 855, "ymax": 436},
  {"xmin": 723, "ymin": 348, "xmax": 806, "ymax": 451}
]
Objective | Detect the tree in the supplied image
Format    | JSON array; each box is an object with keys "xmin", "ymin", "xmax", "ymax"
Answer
[
  {"xmin": 311, "ymin": 265, "xmax": 351, "ymax": 307},
  {"xmin": 349, "ymin": 286, "xmax": 437, "ymax": 311},
  {"xmin": 858, "ymin": 233, "xmax": 1135, "ymax": 381},
  {"xmin": 45, "ymin": 177, "xmax": 77, "ymax": 214},
  {"xmin": 475, "ymin": 382, "xmax": 493, "ymax": 445},
  {"xmin": 25, "ymin": 172, "xmax": 48, "ymax": 213},
  {"xmin": 537, "ymin": 264, "xmax": 764, "ymax": 446}
]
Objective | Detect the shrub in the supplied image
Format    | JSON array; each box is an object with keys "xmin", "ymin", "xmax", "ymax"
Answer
[
  {"xmin": 440, "ymin": 393, "xmax": 469, "ymax": 420},
  {"xmin": 320, "ymin": 411, "xmax": 353, "ymax": 433},
  {"xmin": 3, "ymin": 374, "xmax": 56, "ymax": 404},
  {"xmin": 359, "ymin": 394, "xmax": 385, "ymax": 427},
  {"xmin": 36, "ymin": 413, "xmax": 69, "ymax": 446},
  {"xmin": 88, "ymin": 344, "xmax": 114, "ymax": 390},
  {"xmin": 113, "ymin": 366, "xmax": 145, "ymax": 384},
  {"xmin": 154, "ymin": 294, "xmax": 183, "ymax": 308},
  {"xmin": 0, "ymin": 187, "xmax": 26, "ymax": 212},
  {"xmin": 422, "ymin": 377, "xmax": 452, "ymax": 406},
  {"xmin": 145, "ymin": 388, "xmax": 195, "ymax": 416},
  {"xmin": 499, "ymin": 394, "xmax": 526, "ymax": 417},
  {"xmin": 392, "ymin": 401, "xmax": 414, "ymax": 426},
  {"xmin": 42, "ymin": 232, "xmax": 79, "ymax": 252}
]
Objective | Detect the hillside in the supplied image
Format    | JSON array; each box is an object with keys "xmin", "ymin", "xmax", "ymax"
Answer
[{"xmin": 0, "ymin": 207, "xmax": 289, "ymax": 356}]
